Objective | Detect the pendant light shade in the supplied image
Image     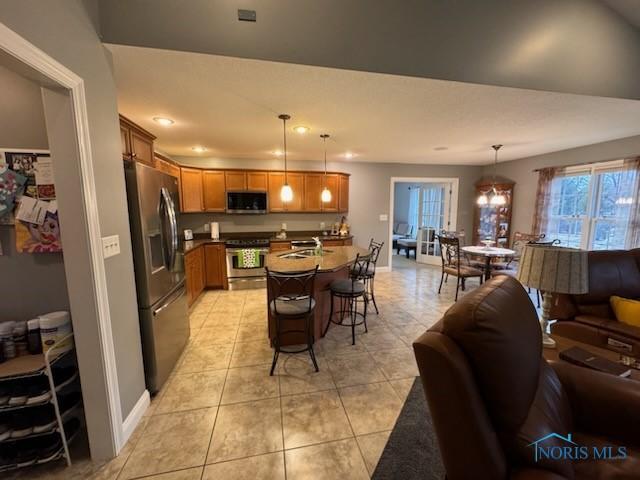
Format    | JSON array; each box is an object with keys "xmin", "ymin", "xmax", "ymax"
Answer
[
  {"xmin": 477, "ymin": 144, "xmax": 506, "ymax": 206},
  {"xmin": 281, "ymin": 184, "xmax": 294, "ymax": 202},
  {"xmin": 278, "ymin": 114, "xmax": 292, "ymax": 203},
  {"xmin": 320, "ymin": 133, "xmax": 331, "ymax": 203}
]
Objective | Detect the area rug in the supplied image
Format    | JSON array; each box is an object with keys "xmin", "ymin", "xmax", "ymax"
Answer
[{"xmin": 372, "ymin": 378, "xmax": 445, "ymax": 480}]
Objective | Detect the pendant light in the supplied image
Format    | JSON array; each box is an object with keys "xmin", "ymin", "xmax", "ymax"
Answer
[
  {"xmin": 477, "ymin": 144, "xmax": 506, "ymax": 206},
  {"xmin": 278, "ymin": 114, "xmax": 293, "ymax": 203},
  {"xmin": 320, "ymin": 134, "xmax": 332, "ymax": 203}
]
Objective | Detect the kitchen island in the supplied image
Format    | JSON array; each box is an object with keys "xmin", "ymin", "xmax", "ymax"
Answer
[{"xmin": 265, "ymin": 245, "xmax": 368, "ymax": 346}]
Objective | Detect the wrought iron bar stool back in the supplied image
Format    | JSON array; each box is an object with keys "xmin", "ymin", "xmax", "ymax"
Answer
[
  {"xmin": 266, "ymin": 265, "xmax": 319, "ymax": 375},
  {"xmin": 350, "ymin": 239, "xmax": 384, "ymax": 314},
  {"xmin": 325, "ymin": 253, "xmax": 370, "ymax": 345}
]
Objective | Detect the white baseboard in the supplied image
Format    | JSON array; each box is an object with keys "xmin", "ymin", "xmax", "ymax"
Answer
[
  {"xmin": 120, "ymin": 389, "xmax": 150, "ymax": 449},
  {"xmin": 376, "ymin": 266, "xmax": 391, "ymax": 273}
]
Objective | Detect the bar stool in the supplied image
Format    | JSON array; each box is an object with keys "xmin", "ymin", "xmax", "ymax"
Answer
[
  {"xmin": 267, "ymin": 266, "xmax": 319, "ymax": 376},
  {"xmin": 324, "ymin": 254, "xmax": 370, "ymax": 345},
  {"xmin": 351, "ymin": 239, "xmax": 383, "ymax": 314}
]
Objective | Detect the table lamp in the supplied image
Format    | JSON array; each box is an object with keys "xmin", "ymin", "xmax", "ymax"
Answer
[{"xmin": 517, "ymin": 244, "xmax": 588, "ymax": 348}]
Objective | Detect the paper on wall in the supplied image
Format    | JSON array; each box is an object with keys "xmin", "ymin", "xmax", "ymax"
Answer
[{"xmin": 15, "ymin": 196, "xmax": 47, "ymax": 225}]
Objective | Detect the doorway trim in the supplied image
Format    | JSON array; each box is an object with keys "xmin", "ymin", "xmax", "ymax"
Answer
[
  {"xmin": 388, "ymin": 177, "xmax": 459, "ymax": 270},
  {"xmin": 0, "ymin": 22, "xmax": 124, "ymax": 453}
]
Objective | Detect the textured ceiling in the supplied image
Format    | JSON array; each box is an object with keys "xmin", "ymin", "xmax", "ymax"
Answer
[{"xmin": 108, "ymin": 45, "xmax": 640, "ymax": 166}]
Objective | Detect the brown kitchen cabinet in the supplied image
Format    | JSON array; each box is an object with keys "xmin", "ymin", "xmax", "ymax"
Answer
[
  {"xmin": 322, "ymin": 174, "xmax": 339, "ymax": 212},
  {"xmin": 225, "ymin": 171, "xmax": 246, "ymax": 191},
  {"xmin": 185, "ymin": 246, "xmax": 205, "ymax": 306},
  {"xmin": 247, "ymin": 171, "xmax": 268, "ymax": 190},
  {"xmin": 285, "ymin": 173, "xmax": 305, "ymax": 212},
  {"xmin": 180, "ymin": 168, "xmax": 203, "ymax": 212},
  {"xmin": 203, "ymin": 170, "xmax": 226, "ymax": 212},
  {"xmin": 155, "ymin": 155, "xmax": 181, "ymax": 178},
  {"xmin": 270, "ymin": 240, "xmax": 292, "ymax": 252},
  {"xmin": 338, "ymin": 174, "xmax": 349, "ymax": 213},
  {"xmin": 204, "ymin": 243, "xmax": 228, "ymax": 289},
  {"xmin": 321, "ymin": 238, "xmax": 352, "ymax": 247},
  {"xmin": 304, "ymin": 174, "xmax": 324, "ymax": 212},
  {"xmin": 268, "ymin": 172, "xmax": 286, "ymax": 212},
  {"xmin": 119, "ymin": 115, "xmax": 156, "ymax": 167}
]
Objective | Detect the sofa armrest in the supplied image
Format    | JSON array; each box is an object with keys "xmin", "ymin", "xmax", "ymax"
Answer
[{"xmin": 550, "ymin": 360, "xmax": 640, "ymax": 447}]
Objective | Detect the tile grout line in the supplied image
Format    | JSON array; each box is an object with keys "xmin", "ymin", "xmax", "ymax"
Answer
[{"xmin": 199, "ymin": 295, "xmax": 245, "ymax": 480}]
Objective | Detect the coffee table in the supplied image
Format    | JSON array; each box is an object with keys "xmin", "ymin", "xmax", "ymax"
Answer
[{"xmin": 545, "ymin": 334, "xmax": 640, "ymax": 381}]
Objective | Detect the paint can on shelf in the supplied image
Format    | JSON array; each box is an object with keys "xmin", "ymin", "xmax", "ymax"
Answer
[{"xmin": 39, "ymin": 311, "xmax": 73, "ymax": 354}]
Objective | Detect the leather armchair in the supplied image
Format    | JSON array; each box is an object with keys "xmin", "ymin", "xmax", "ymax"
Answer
[{"xmin": 413, "ymin": 276, "xmax": 640, "ymax": 480}]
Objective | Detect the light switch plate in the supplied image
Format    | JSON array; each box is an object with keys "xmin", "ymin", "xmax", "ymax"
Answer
[
  {"xmin": 102, "ymin": 235, "xmax": 120, "ymax": 259},
  {"xmin": 379, "ymin": 214, "xmax": 388, "ymax": 221}
]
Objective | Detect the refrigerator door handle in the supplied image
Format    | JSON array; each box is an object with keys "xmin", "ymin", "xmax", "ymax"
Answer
[
  {"xmin": 160, "ymin": 187, "xmax": 178, "ymax": 271},
  {"xmin": 153, "ymin": 285, "xmax": 185, "ymax": 316}
]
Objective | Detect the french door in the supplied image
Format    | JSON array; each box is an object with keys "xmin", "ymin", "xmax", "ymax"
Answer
[{"xmin": 416, "ymin": 183, "xmax": 454, "ymax": 265}]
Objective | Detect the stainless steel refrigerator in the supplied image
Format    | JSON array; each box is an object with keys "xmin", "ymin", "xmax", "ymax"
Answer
[{"xmin": 125, "ymin": 161, "xmax": 189, "ymax": 393}]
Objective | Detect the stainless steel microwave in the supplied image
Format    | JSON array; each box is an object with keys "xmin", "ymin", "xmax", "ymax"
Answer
[{"xmin": 226, "ymin": 191, "xmax": 268, "ymax": 214}]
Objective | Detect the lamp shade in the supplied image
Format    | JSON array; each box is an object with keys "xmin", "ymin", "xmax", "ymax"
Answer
[{"xmin": 517, "ymin": 245, "xmax": 588, "ymax": 294}]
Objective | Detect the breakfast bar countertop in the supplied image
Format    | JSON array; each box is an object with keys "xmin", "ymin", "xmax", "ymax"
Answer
[{"xmin": 265, "ymin": 245, "xmax": 368, "ymax": 273}]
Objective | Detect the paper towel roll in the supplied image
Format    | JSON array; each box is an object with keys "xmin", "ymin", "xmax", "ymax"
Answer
[{"xmin": 210, "ymin": 222, "xmax": 220, "ymax": 240}]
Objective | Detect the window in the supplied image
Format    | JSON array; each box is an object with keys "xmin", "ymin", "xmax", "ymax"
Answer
[{"xmin": 545, "ymin": 161, "xmax": 637, "ymax": 250}]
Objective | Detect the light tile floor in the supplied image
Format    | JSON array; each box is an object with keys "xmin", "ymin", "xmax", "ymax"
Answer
[{"xmin": 11, "ymin": 260, "xmax": 492, "ymax": 480}]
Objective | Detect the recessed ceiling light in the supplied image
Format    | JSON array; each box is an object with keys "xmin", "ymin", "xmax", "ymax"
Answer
[
  {"xmin": 273, "ymin": 150, "xmax": 283, "ymax": 156},
  {"xmin": 293, "ymin": 126, "xmax": 310, "ymax": 134},
  {"xmin": 344, "ymin": 152, "xmax": 355, "ymax": 159},
  {"xmin": 192, "ymin": 146, "xmax": 207, "ymax": 153},
  {"xmin": 153, "ymin": 117, "xmax": 174, "ymax": 126},
  {"xmin": 434, "ymin": 146, "xmax": 448, "ymax": 151}
]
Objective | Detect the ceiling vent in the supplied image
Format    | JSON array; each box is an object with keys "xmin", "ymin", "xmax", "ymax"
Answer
[{"xmin": 238, "ymin": 9, "xmax": 257, "ymax": 22}]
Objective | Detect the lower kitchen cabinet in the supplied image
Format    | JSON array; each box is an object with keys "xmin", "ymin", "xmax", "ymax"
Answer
[
  {"xmin": 270, "ymin": 240, "xmax": 292, "ymax": 252},
  {"xmin": 205, "ymin": 243, "xmax": 228, "ymax": 289},
  {"xmin": 321, "ymin": 238, "xmax": 352, "ymax": 247},
  {"xmin": 185, "ymin": 246, "xmax": 205, "ymax": 306}
]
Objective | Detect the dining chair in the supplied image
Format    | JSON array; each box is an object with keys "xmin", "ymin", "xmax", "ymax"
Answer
[{"xmin": 436, "ymin": 235, "xmax": 484, "ymax": 301}]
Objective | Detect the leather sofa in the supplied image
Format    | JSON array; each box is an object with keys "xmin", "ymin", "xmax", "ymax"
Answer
[
  {"xmin": 413, "ymin": 275, "xmax": 640, "ymax": 480},
  {"xmin": 551, "ymin": 249, "xmax": 640, "ymax": 357}
]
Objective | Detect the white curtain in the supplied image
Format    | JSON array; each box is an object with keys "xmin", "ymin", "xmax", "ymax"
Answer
[{"xmin": 407, "ymin": 188, "xmax": 420, "ymax": 238}]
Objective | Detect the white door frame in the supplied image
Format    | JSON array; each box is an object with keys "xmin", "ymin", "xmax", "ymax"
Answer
[
  {"xmin": 388, "ymin": 177, "xmax": 459, "ymax": 271},
  {"xmin": 0, "ymin": 23, "xmax": 125, "ymax": 454}
]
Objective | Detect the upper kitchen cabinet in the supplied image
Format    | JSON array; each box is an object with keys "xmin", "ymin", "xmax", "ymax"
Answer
[
  {"xmin": 268, "ymin": 172, "xmax": 304, "ymax": 212},
  {"xmin": 338, "ymin": 174, "xmax": 349, "ymax": 213},
  {"xmin": 247, "ymin": 171, "xmax": 268, "ymax": 191},
  {"xmin": 155, "ymin": 155, "xmax": 181, "ymax": 179},
  {"xmin": 304, "ymin": 173, "xmax": 324, "ymax": 212},
  {"xmin": 285, "ymin": 173, "xmax": 305, "ymax": 212},
  {"xmin": 203, "ymin": 170, "xmax": 226, "ymax": 212},
  {"xmin": 268, "ymin": 172, "xmax": 286, "ymax": 212},
  {"xmin": 322, "ymin": 174, "xmax": 339, "ymax": 212},
  {"xmin": 180, "ymin": 168, "xmax": 203, "ymax": 212},
  {"xmin": 225, "ymin": 171, "xmax": 268, "ymax": 191},
  {"xmin": 119, "ymin": 115, "xmax": 156, "ymax": 167},
  {"xmin": 225, "ymin": 171, "xmax": 246, "ymax": 191}
]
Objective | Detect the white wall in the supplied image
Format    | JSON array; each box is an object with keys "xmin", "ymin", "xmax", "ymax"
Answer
[{"xmin": 484, "ymin": 134, "xmax": 640, "ymax": 237}]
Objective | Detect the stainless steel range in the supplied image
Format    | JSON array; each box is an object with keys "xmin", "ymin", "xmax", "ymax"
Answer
[{"xmin": 225, "ymin": 238, "xmax": 270, "ymax": 290}]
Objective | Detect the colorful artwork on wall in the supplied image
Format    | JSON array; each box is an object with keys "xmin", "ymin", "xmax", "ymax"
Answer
[{"xmin": 1, "ymin": 149, "xmax": 62, "ymax": 253}]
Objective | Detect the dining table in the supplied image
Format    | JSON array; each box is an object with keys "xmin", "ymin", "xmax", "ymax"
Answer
[{"xmin": 461, "ymin": 245, "xmax": 516, "ymax": 281}]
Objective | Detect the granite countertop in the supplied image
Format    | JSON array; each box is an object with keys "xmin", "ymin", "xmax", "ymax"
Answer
[
  {"xmin": 182, "ymin": 232, "xmax": 353, "ymax": 254},
  {"xmin": 182, "ymin": 238, "xmax": 224, "ymax": 254},
  {"xmin": 265, "ymin": 245, "xmax": 368, "ymax": 273},
  {"xmin": 270, "ymin": 234, "xmax": 353, "ymax": 242}
]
